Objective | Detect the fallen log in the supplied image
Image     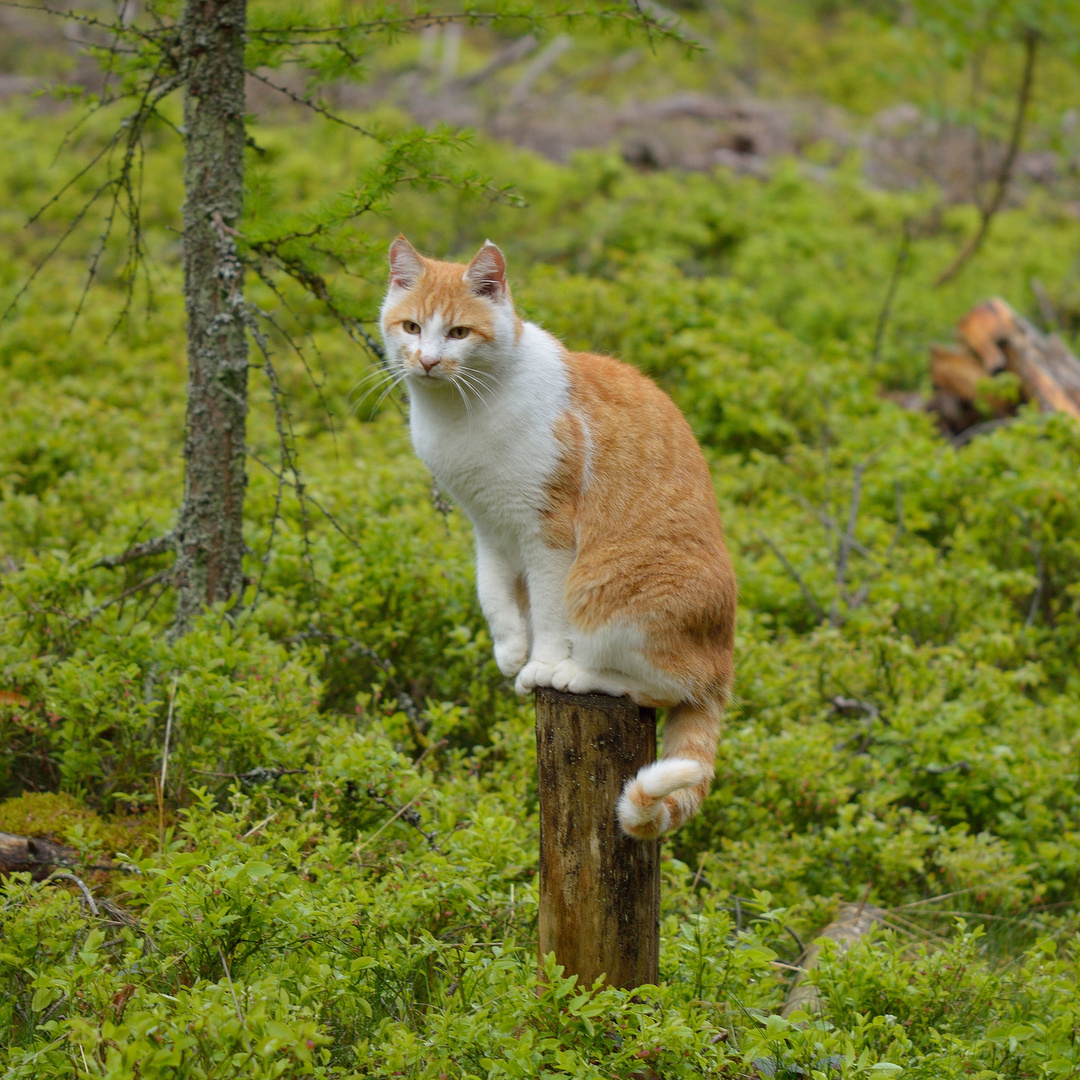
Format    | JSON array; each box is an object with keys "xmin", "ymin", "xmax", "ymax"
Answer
[
  {"xmin": 929, "ymin": 297, "xmax": 1080, "ymax": 436},
  {"xmin": 0, "ymin": 831, "xmax": 85, "ymax": 878},
  {"xmin": 781, "ymin": 901, "xmax": 888, "ymax": 1018}
]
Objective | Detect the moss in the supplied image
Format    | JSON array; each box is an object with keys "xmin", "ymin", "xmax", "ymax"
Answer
[
  {"xmin": 0, "ymin": 791, "xmax": 94, "ymax": 838},
  {"xmin": 0, "ymin": 791, "xmax": 154, "ymax": 856}
]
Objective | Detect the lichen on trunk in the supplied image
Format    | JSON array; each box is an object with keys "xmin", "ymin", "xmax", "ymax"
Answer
[{"xmin": 172, "ymin": 0, "xmax": 250, "ymax": 635}]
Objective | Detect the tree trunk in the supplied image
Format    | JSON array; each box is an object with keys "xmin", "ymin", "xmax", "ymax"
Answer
[{"xmin": 172, "ymin": 0, "xmax": 250, "ymax": 635}]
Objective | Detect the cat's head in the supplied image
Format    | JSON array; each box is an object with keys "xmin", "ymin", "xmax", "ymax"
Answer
[{"xmin": 379, "ymin": 236, "xmax": 519, "ymax": 387}]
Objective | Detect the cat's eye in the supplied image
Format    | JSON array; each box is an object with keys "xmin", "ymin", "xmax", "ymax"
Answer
[
  {"xmin": 401, "ymin": 320, "xmax": 421, "ymax": 335},
  {"xmin": 448, "ymin": 326, "xmax": 471, "ymax": 340}
]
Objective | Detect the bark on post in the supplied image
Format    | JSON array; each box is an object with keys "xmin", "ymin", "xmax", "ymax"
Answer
[
  {"xmin": 172, "ymin": 0, "xmax": 250, "ymax": 635},
  {"xmin": 536, "ymin": 687, "xmax": 660, "ymax": 990}
]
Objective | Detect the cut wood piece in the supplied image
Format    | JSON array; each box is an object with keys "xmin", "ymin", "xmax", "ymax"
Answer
[
  {"xmin": 536, "ymin": 687, "xmax": 659, "ymax": 990},
  {"xmin": 930, "ymin": 344, "xmax": 990, "ymax": 402},
  {"xmin": 0, "ymin": 831, "xmax": 81, "ymax": 879},
  {"xmin": 931, "ymin": 344, "xmax": 1015, "ymax": 418},
  {"xmin": 999, "ymin": 321, "xmax": 1080, "ymax": 420},
  {"xmin": 955, "ymin": 298, "xmax": 1013, "ymax": 374},
  {"xmin": 781, "ymin": 901, "xmax": 888, "ymax": 1018},
  {"xmin": 929, "ymin": 296, "xmax": 1080, "ymax": 434},
  {"xmin": 928, "ymin": 389, "xmax": 981, "ymax": 435}
]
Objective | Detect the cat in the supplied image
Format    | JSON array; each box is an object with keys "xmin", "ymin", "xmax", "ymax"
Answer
[{"xmin": 379, "ymin": 236, "xmax": 737, "ymax": 839}]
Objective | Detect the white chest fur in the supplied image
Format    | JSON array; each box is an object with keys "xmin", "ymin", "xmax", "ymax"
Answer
[{"xmin": 407, "ymin": 323, "xmax": 571, "ymax": 546}]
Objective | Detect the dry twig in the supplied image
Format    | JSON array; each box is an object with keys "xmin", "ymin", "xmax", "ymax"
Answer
[{"xmin": 936, "ymin": 29, "xmax": 1039, "ymax": 287}]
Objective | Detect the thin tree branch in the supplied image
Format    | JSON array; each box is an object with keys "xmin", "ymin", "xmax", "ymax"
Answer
[
  {"xmin": 247, "ymin": 262, "xmax": 340, "ymax": 431},
  {"xmin": 795, "ymin": 495, "xmax": 875, "ymax": 562},
  {"xmin": 1026, "ymin": 538, "xmax": 1045, "ymax": 627},
  {"xmin": 757, "ymin": 529, "xmax": 826, "ymax": 623},
  {"xmin": 248, "ymin": 452, "xmax": 363, "ymax": 552},
  {"xmin": 93, "ymin": 532, "xmax": 174, "ymax": 569},
  {"xmin": 72, "ymin": 569, "xmax": 173, "ymax": 626},
  {"xmin": 245, "ymin": 7, "xmax": 695, "ymax": 41},
  {"xmin": 871, "ymin": 220, "xmax": 912, "ymax": 366},
  {"xmin": 935, "ymin": 28, "xmax": 1039, "ymax": 287},
  {"xmin": 845, "ymin": 480, "xmax": 905, "ymax": 612},
  {"xmin": 830, "ymin": 462, "xmax": 865, "ymax": 626},
  {"xmin": 969, "ymin": 43, "xmax": 988, "ymax": 214},
  {"xmin": 243, "ymin": 68, "xmax": 377, "ymax": 136},
  {"xmin": 159, "ymin": 676, "xmax": 178, "ymax": 798},
  {"xmin": 0, "ymin": 0, "xmax": 163, "ymax": 45},
  {"xmin": 44, "ymin": 871, "xmax": 100, "ymax": 917}
]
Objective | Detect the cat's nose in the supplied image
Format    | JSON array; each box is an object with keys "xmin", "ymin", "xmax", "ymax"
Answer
[{"xmin": 420, "ymin": 356, "xmax": 440, "ymax": 373}]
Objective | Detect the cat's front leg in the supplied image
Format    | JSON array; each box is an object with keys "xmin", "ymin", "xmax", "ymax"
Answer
[
  {"xmin": 475, "ymin": 535, "xmax": 529, "ymax": 678},
  {"xmin": 514, "ymin": 547, "xmax": 574, "ymax": 695}
]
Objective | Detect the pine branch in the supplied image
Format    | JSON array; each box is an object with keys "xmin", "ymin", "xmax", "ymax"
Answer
[
  {"xmin": 94, "ymin": 532, "xmax": 175, "ymax": 569},
  {"xmin": 243, "ymin": 68, "xmax": 377, "ymax": 136}
]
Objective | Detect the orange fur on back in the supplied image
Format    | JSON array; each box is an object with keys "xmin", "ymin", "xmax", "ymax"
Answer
[
  {"xmin": 550, "ymin": 352, "xmax": 736, "ymax": 837},
  {"xmin": 551, "ymin": 352, "xmax": 736, "ymax": 704}
]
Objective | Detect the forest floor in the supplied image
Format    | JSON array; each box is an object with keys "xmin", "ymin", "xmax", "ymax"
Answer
[{"xmin": 1, "ymin": 3, "xmax": 1080, "ymax": 1078}]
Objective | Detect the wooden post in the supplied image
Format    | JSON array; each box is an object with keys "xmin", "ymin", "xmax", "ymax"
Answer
[{"xmin": 536, "ymin": 686, "xmax": 660, "ymax": 989}]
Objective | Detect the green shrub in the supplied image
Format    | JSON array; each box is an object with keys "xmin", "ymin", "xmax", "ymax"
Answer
[{"xmin": 2, "ymin": 73, "xmax": 1080, "ymax": 1074}]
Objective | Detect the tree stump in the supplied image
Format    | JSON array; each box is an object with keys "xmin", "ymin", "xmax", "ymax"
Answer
[{"xmin": 535, "ymin": 686, "xmax": 659, "ymax": 989}]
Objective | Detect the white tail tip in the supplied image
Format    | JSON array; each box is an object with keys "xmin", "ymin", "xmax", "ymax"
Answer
[
  {"xmin": 616, "ymin": 758, "xmax": 707, "ymax": 836},
  {"xmin": 634, "ymin": 758, "xmax": 707, "ymax": 798}
]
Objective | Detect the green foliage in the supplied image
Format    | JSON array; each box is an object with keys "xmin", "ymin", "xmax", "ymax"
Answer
[{"xmin": 811, "ymin": 929, "xmax": 1080, "ymax": 1077}]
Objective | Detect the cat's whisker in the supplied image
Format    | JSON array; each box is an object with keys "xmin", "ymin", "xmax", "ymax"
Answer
[
  {"xmin": 370, "ymin": 372, "xmax": 408, "ymax": 416},
  {"xmin": 348, "ymin": 366, "xmax": 398, "ymax": 406},
  {"xmin": 348, "ymin": 368, "xmax": 386, "ymax": 393},
  {"xmin": 369, "ymin": 375, "xmax": 403, "ymax": 413},
  {"xmin": 460, "ymin": 367, "xmax": 497, "ymax": 395},
  {"xmin": 350, "ymin": 362, "xmax": 410, "ymax": 417},
  {"xmin": 347, "ymin": 381, "xmax": 390, "ymax": 416},
  {"xmin": 455, "ymin": 382, "xmax": 490, "ymax": 419},
  {"xmin": 458, "ymin": 365, "xmax": 498, "ymax": 410},
  {"xmin": 350, "ymin": 361, "xmax": 398, "ymax": 390},
  {"xmin": 451, "ymin": 375, "xmax": 475, "ymax": 423},
  {"xmin": 454, "ymin": 368, "xmax": 497, "ymax": 410},
  {"xmin": 452, "ymin": 370, "xmax": 481, "ymax": 399},
  {"xmin": 349, "ymin": 383, "xmax": 391, "ymax": 418}
]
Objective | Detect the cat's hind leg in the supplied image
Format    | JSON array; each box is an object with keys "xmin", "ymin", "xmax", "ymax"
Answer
[
  {"xmin": 552, "ymin": 623, "xmax": 686, "ymax": 703},
  {"xmin": 550, "ymin": 659, "xmax": 635, "ymax": 698}
]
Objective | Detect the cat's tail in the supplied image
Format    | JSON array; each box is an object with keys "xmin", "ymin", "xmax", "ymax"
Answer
[{"xmin": 616, "ymin": 699, "xmax": 721, "ymax": 839}]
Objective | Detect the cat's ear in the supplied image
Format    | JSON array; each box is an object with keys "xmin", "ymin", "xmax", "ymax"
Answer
[
  {"xmin": 464, "ymin": 240, "xmax": 507, "ymax": 300},
  {"xmin": 389, "ymin": 235, "xmax": 424, "ymax": 290}
]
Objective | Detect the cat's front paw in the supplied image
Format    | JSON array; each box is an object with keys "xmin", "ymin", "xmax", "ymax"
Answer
[
  {"xmin": 493, "ymin": 636, "xmax": 529, "ymax": 678},
  {"xmin": 515, "ymin": 660, "xmax": 556, "ymax": 695}
]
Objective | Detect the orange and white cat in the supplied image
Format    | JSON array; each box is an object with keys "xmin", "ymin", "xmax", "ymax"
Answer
[{"xmin": 379, "ymin": 237, "xmax": 736, "ymax": 838}]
